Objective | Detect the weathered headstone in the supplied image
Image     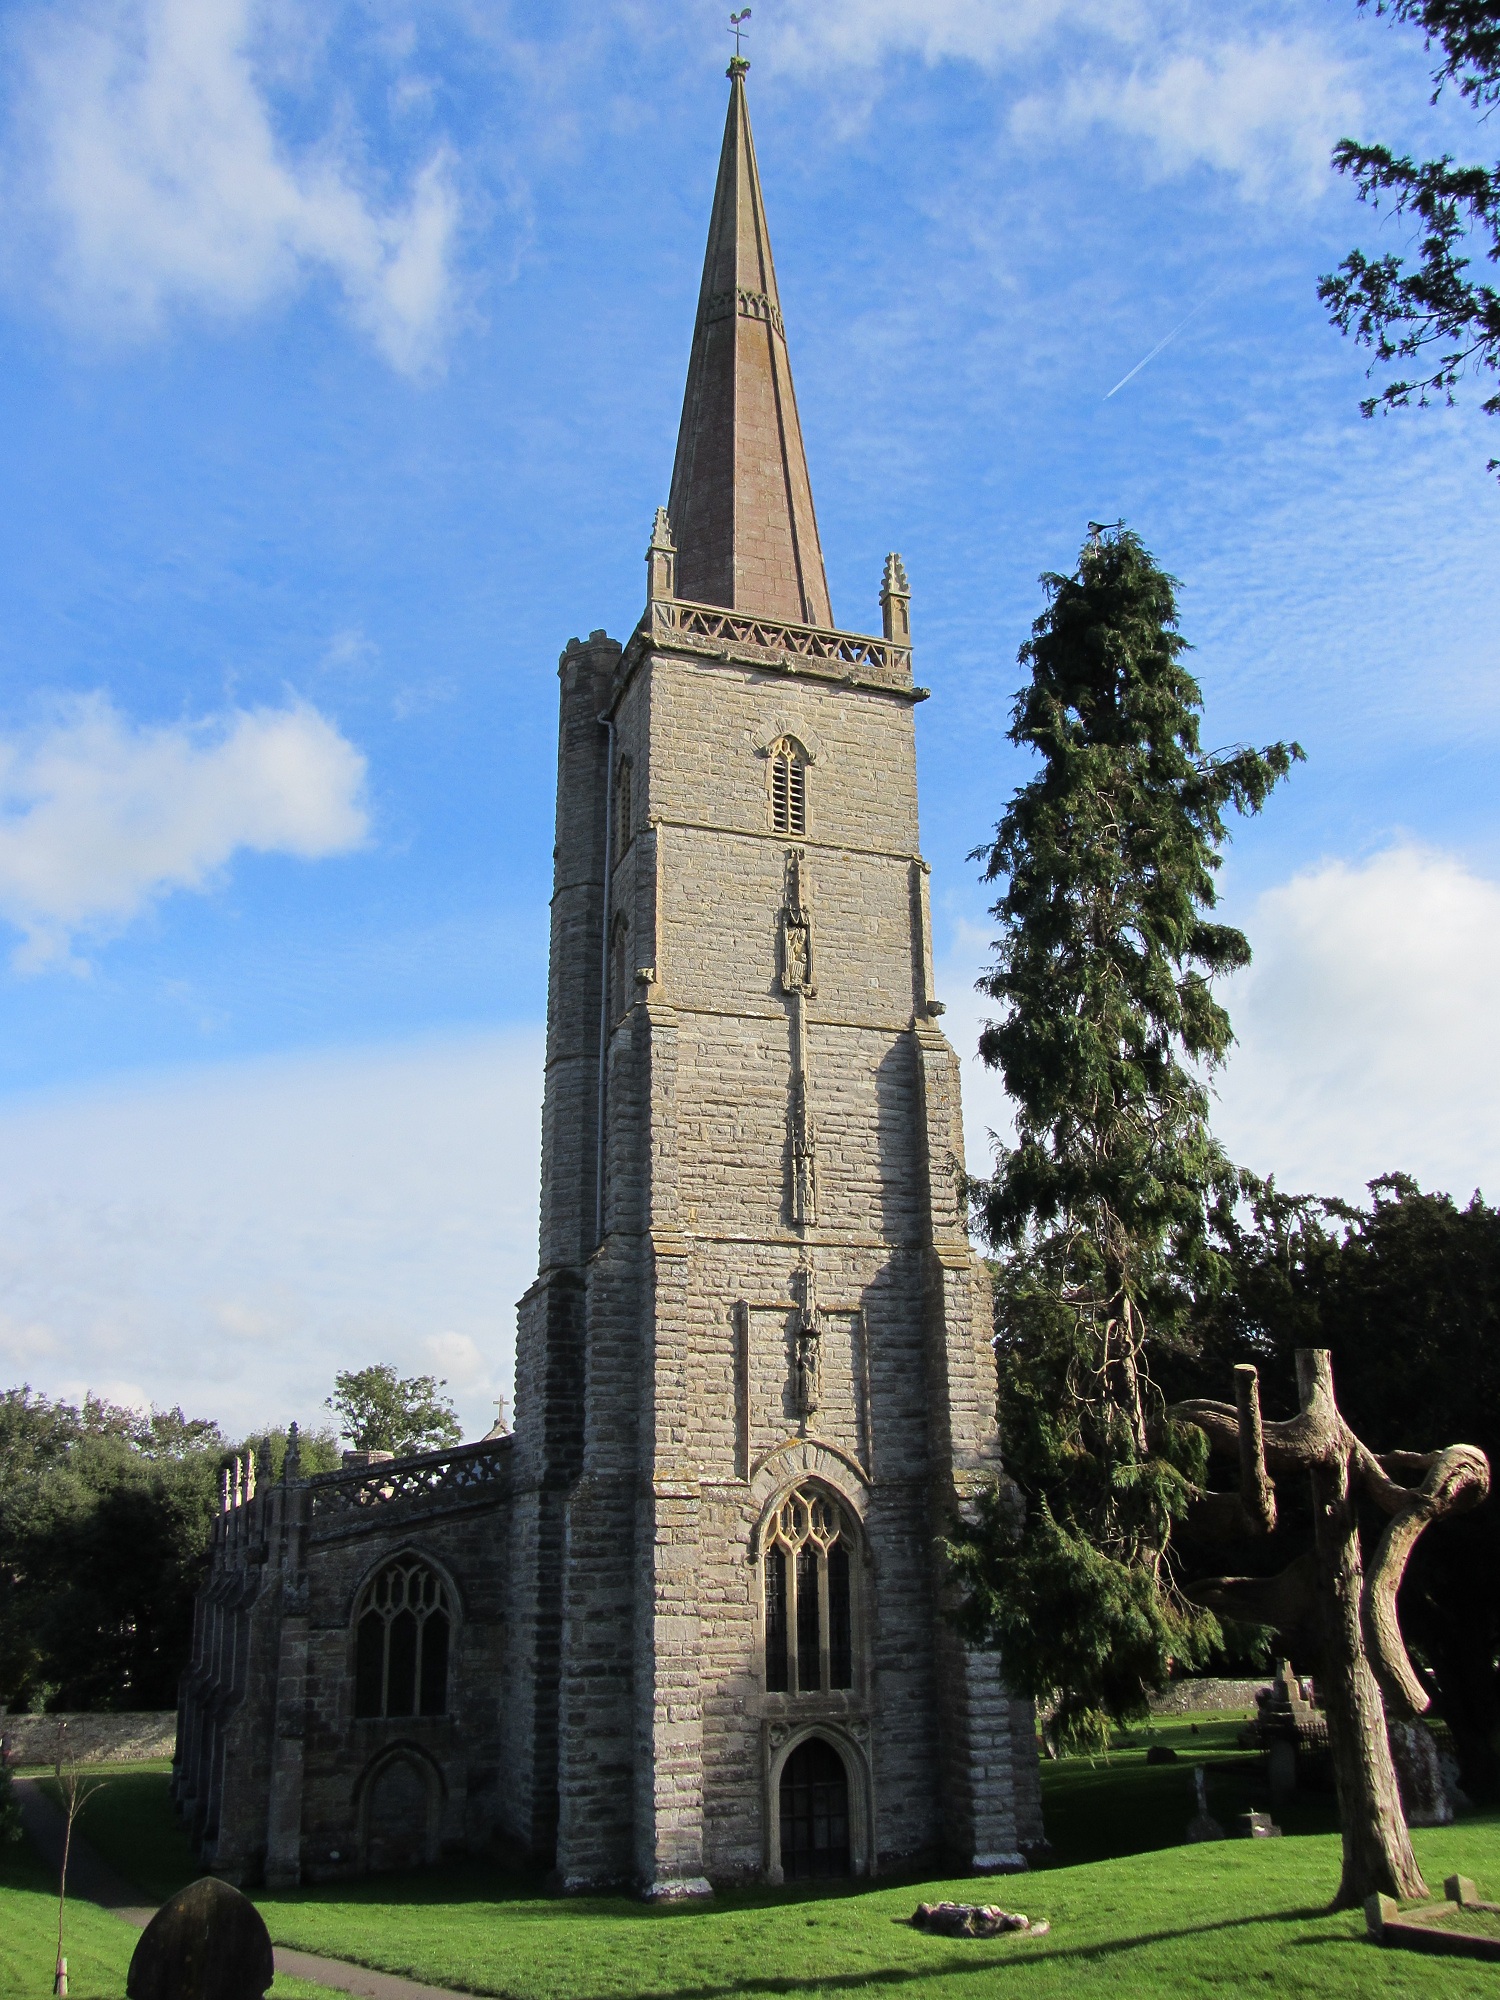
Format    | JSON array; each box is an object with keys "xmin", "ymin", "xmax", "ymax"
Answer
[
  {"xmin": 1268, "ymin": 1659, "xmax": 1314, "ymax": 1726},
  {"xmin": 127, "ymin": 1878, "xmax": 274, "ymax": 2000},
  {"xmin": 1186, "ymin": 1763, "xmax": 1224, "ymax": 1843},
  {"xmin": 1267, "ymin": 1736, "xmax": 1298, "ymax": 1804}
]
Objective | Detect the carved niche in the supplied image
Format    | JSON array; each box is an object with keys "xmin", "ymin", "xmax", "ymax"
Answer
[{"xmin": 778, "ymin": 849, "xmax": 815, "ymax": 997}]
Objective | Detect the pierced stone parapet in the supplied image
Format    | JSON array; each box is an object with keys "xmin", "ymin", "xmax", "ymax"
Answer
[
  {"xmin": 305, "ymin": 1438, "xmax": 514, "ymax": 1521},
  {"xmin": 626, "ymin": 597, "xmax": 916, "ymax": 698}
]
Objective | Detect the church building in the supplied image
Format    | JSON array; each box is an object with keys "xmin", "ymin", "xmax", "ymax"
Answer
[{"xmin": 173, "ymin": 58, "xmax": 1044, "ymax": 1895}]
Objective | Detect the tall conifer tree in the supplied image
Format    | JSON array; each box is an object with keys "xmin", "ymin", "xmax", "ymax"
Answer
[{"xmin": 949, "ymin": 527, "xmax": 1301, "ymax": 1742}]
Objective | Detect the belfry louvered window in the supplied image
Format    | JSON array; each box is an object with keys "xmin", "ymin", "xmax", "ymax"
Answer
[
  {"xmin": 763, "ymin": 1488, "xmax": 854, "ymax": 1695},
  {"xmin": 354, "ymin": 1558, "xmax": 451, "ymax": 1719},
  {"xmin": 770, "ymin": 740, "xmax": 807, "ymax": 837}
]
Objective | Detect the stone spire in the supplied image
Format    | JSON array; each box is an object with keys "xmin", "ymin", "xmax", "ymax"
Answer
[{"xmin": 666, "ymin": 59, "xmax": 834, "ymax": 629}]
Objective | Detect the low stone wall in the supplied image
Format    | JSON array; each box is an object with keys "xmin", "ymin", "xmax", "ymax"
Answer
[
  {"xmin": 0, "ymin": 1711, "xmax": 177, "ymax": 1766},
  {"xmin": 1149, "ymin": 1679, "xmax": 1271, "ymax": 1715}
]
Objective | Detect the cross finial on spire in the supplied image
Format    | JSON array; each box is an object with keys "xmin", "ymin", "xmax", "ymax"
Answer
[{"xmin": 729, "ymin": 9, "xmax": 751, "ymax": 58}]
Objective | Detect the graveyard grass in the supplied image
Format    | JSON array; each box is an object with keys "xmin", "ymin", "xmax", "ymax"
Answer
[
  {"xmin": 0, "ymin": 1764, "xmax": 335, "ymax": 2000},
  {"xmin": 5, "ymin": 1718, "xmax": 1500, "ymax": 1999}
]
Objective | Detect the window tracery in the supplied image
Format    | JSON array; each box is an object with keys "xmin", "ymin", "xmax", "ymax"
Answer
[
  {"xmin": 763, "ymin": 1487, "xmax": 854, "ymax": 1694},
  {"xmin": 354, "ymin": 1557, "xmax": 451, "ymax": 1719}
]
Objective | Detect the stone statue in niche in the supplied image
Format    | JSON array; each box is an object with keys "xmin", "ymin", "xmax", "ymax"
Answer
[
  {"xmin": 778, "ymin": 849, "xmax": 815, "ymax": 996},
  {"xmin": 793, "ymin": 1267, "xmax": 822, "ymax": 1423}
]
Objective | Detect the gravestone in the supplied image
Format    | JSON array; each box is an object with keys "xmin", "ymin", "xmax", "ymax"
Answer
[
  {"xmin": 127, "ymin": 1878, "xmax": 274, "ymax": 2000},
  {"xmin": 1266, "ymin": 1660, "xmax": 1315, "ymax": 1726},
  {"xmin": 1185, "ymin": 1764, "xmax": 1224, "ymax": 1843},
  {"xmin": 1267, "ymin": 1737, "xmax": 1298, "ymax": 1805}
]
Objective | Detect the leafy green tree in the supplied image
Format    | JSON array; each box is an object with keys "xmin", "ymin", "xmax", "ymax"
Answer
[
  {"xmin": 0, "ymin": 1389, "xmax": 340, "ymax": 1713},
  {"xmin": 947, "ymin": 526, "xmax": 1300, "ymax": 1743},
  {"xmin": 1171, "ymin": 1174, "xmax": 1500, "ymax": 1802},
  {"xmin": 0, "ymin": 1759, "xmax": 21, "ymax": 1847},
  {"xmin": 240, "ymin": 1425, "xmax": 343, "ymax": 1483},
  {"xmin": 326, "ymin": 1364, "xmax": 462, "ymax": 1456},
  {"xmin": 1321, "ymin": 1, "xmax": 1500, "ymax": 472},
  {"xmin": 0, "ymin": 1389, "xmax": 226, "ymax": 1711}
]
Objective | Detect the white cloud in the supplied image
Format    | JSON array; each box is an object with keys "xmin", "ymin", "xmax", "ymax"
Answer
[
  {"xmin": 1012, "ymin": 34, "xmax": 1361, "ymax": 201},
  {"xmin": 0, "ymin": 1030, "xmax": 542, "ymax": 1439},
  {"xmin": 771, "ymin": 0, "xmax": 1127, "ymax": 71},
  {"xmin": 767, "ymin": 1, "xmax": 1356, "ymax": 205},
  {"xmin": 0, "ymin": 694, "xmax": 368, "ymax": 970},
  {"xmin": 11, "ymin": 0, "xmax": 459, "ymax": 371},
  {"xmin": 1214, "ymin": 846, "xmax": 1500, "ymax": 1201},
  {"xmin": 942, "ymin": 844, "xmax": 1500, "ymax": 1214},
  {"xmin": 422, "ymin": 1330, "xmax": 493, "ymax": 1396}
]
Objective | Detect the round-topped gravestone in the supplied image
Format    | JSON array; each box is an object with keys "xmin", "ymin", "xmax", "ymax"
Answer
[{"xmin": 127, "ymin": 1878, "xmax": 275, "ymax": 2000}]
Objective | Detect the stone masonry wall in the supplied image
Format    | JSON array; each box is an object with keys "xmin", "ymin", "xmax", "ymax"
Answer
[
  {"xmin": 542, "ymin": 627, "xmax": 1039, "ymax": 1888},
  {"xmin": 1, "ymin": 1712, "xmax": 177, "ymax": 1765},
  {"xmin": 176, "ymin": 1455, "xmax": 515, "ymax": 1886}
]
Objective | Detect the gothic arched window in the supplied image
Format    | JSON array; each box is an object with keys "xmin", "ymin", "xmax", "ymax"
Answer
[
  {"xmin": 354, "ymin": 1558, "xmax": 451, "ymax": 1719},
  {"xmin": 763, "ymin": 1488, "xmax": 854, "ymax": 1695},
  {"xmin": 769, "ymin": 739, "xmax": 807, "ymax": 837}
]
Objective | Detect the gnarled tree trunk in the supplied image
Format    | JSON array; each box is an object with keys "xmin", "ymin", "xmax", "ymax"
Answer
[
  {"xmin": 1300, "ymin": 1353, "xmax": 1424, "ymax": 1904},
  {"xmin": 1170, "ymin": 1348, "xmax": 1488, "ymax": 1910}
]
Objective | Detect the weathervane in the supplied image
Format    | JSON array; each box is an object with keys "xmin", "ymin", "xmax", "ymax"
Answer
[{"xmin": 729, "ymin": 9, "xmax": 751, "ymax": 57}]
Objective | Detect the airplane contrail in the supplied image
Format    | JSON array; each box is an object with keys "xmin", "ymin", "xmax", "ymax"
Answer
[{"xmin": 1104, "ymin": 285, "xmax": 1225, "ymax": 401}]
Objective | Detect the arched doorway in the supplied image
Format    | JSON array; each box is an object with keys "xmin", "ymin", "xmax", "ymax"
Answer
[
  {"xmin": 779, "ymin": 1736, "xmax": 850, "ymax": 1880},
  {"xmin": 362, "ymin": 1753, "xmax": 436, "ymax": 1872}
]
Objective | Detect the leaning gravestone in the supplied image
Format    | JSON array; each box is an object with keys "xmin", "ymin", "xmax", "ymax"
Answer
[{"xmin": 127, "ymin": 1879, "xmax": 274, "ymax": 2000}]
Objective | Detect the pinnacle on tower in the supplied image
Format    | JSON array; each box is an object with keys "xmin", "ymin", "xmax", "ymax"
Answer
[{"xmin": 666, "ymin": 62, "xmax": 834, "ymax": 629}]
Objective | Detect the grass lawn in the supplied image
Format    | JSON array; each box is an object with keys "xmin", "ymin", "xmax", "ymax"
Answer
[
  {"xmin": 1, "ymin": 1768, "xmax": 340, "ymax": 2000},
  {"xmin": 1, "ymin": 1834, "xmax": 147, "ymax": 2000},
  {"xmin": 254, "ymin": 1822, "xmax": 1500, "ymax": 2000},
  {"xmin": 33, "ymin": 1762, "xmax": 201, "ymax": 1907},
  {"xmin": 0, "ymin": 1852, "xmax": 343, "ymax": 2000},
  {"xmin": 15, "ymin": 1720, "xmax": 1500, "ymax": 1999}
]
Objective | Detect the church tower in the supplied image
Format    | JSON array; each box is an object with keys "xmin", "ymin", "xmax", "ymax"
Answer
[{"xmin": 510, "ymin": 58, "xmax": 1043, "ymax": 1894}]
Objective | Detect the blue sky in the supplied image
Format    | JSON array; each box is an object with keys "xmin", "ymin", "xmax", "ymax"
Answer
[{"xmin": 0, "ymin": 0, "xmax": 1496, "ymax": 1438}]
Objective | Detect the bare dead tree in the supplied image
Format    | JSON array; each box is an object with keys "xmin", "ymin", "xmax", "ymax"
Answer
[{"xmin": 1169, "ymin": 1349, "xmax": 1489, "ymax": 1907}]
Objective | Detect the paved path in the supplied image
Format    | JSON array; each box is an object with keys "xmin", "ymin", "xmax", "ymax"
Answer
[{"xmin": 14, "ymin": 1779, "xmax": 465, "ymax": 2000}]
